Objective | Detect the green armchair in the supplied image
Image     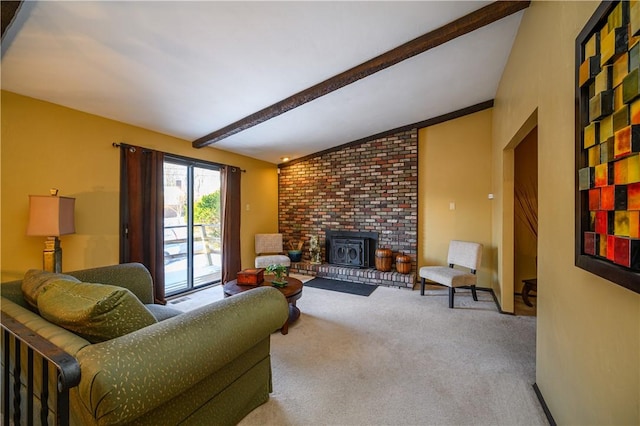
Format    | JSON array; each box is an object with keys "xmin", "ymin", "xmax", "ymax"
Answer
[{"xmin": 1, "ymin": 263, "xmax": 289, "ymax": 425}]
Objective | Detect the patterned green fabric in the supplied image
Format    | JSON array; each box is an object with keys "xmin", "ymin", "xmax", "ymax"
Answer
[
  {"xmin": 37, "ymin": 279, "xmax": 157, "ymax": 343},
  {"xmin": 74, "ymin": 286, "xmax": 289, "ymax": 425},
  {"xmin": 67, "ymin": 263, "xmax": 154, "ymax": 304},
  {"xmin": 21, "ymin": 269, "xmax": 80, "ymax": 309},
  {"xmin": 1, "ymin": 296, "xmax": 91, "ymax": 356},
  {"xmin": 145, "ymin": 303, "xmax": 182, "ymax": 321}
]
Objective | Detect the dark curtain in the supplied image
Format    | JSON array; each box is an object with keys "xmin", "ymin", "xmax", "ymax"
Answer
[
  {"xmin": 119, "ymin": 145, "xmax": 166, "ymax": 304},
  {"xmin": 221, "ymin": 166, "xmax": 242, "ymax": 283}
]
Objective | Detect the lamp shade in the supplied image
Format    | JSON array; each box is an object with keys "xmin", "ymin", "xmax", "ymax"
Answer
[{"xmin": 27, "ymin": 195, "xmax": 76, "ymax": 236}]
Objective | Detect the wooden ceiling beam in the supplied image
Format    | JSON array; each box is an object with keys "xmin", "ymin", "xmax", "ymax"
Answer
[
  {"xmin": 193, "ymin": 1, "xmax": 530, "ymax": 148},
  {"xmin": 1, "ymin": 1, "xmax": 23, "ymax": 41}
]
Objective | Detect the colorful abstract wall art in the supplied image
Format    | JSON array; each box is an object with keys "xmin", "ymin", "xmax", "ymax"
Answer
[{"xmin": 576, "ymin": 0, "xmax": 640, "ymax": 293}]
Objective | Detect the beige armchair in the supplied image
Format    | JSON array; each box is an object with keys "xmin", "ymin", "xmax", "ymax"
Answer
[
  {"xmin": 419, "ymin": 240, "xmax": 483, "ymax": 308},
  {"xmin": 255, "ymin": 233, "xmax": 291, "ymax": 272}
]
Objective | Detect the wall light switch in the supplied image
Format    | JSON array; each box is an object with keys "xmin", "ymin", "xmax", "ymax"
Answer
[
  {"xmin": 449, "ymin": 202, "xmax": 455, "ymax": 210},
  {"xmin": 246, "ymin": 203, "xmax": 251, "ymax": 211},
  {"xmin": 488, "ymin": 193, "xmax": 494, "ymax": 200}
]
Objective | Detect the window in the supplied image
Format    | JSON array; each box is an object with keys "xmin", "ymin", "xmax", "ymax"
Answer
[{"xmin": 163, "ymin": 157, "xmax": 221, "ymax": 295}]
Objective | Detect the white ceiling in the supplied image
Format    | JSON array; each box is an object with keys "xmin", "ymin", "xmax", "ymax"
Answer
[{"xmin": 1, "ymin": 1, "xmax": 524, "ymax": 164}]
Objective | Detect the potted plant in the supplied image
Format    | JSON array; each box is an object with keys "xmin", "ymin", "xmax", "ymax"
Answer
[{"xmin": 265, "ymin": 264, "xmax": 288, "ymax": 287}]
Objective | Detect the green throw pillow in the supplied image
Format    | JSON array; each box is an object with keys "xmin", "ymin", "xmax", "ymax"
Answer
[
  {"xmin": 37, "ymin": 279, "xmax": 157, "ymax": 343},
  {"xmin": 22, "ymin": 269, "xmax": 80, "ymax": 310}
]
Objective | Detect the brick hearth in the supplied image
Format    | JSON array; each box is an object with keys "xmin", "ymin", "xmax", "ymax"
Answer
[{"xmin": 290, "ymin": 262, "xmax": 415, "ymax": 289}]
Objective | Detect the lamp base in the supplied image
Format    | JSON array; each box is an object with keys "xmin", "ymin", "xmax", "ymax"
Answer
[{"xmin": 43, "ymin": 236, "xmax": 62, "ymax": 273}]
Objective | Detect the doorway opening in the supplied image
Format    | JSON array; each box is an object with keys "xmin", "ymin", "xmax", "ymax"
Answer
[{"xmin": 514, "ymin": 127, "xmax": 538, "ymax": 316}]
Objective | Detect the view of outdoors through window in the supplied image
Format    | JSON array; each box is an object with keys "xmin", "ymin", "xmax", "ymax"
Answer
[{"xmin": 164, "ymin": 160, "xmax": 221, "ymax": 295}]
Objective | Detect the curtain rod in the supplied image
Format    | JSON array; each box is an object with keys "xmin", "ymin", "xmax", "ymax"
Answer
[{"xmin": 112, "ymin": 142, "xmax": 246, "ymax": 172}]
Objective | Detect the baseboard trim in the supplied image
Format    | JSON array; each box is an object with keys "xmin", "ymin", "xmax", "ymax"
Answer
[
  {"xmin": 476, "ymin": 286, "xmax": 515, "ymax": 315},
  {"xmin": 533, "ymin": 383, "xmax": 556, "ymax": 426}
]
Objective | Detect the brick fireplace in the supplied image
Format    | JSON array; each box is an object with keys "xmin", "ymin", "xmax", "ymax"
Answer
[{"xmin": 278, "ymin": 129, "xmax": 418, "ymax": 288}]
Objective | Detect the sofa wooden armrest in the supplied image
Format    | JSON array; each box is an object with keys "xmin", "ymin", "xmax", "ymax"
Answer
[{"xmin": 2, "ymin": 311, "xmax": 81, "ymax": 425}]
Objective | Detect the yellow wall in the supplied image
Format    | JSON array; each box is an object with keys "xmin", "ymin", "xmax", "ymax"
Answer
[
  {"xmin": 1, "ymin": 91, "xmax": 279, "ymax": 281},
  {"xmin": 494, "ymin": 1, "xmax": 639, "ymax": 423},
  {"xmin": 418, "ymin": 109, "xmax": 494, "ymax": 295},
  {"xmin": 4, "ymin": 3, "xmax": 640, "ymax": 420}
]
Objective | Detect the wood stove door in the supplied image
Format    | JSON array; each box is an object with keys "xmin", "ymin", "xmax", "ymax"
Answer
[{"xmin": 331, "ymin": 238, "xmax": 365, "ymax": 267}]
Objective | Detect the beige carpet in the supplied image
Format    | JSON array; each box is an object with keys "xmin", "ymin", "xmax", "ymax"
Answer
[{"xmin": 239, "ymin": 283, "xmax": 547, "ymax": 426}]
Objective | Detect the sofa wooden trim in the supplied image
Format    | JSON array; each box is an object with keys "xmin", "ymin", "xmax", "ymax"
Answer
[{"xmin": 2, "ymin": 311, "xmax": 81, "ymax": 426}]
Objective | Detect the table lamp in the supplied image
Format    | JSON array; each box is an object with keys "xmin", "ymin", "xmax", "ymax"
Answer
[{"xmin": 26, "ymin": 189, "xmax": 75, "ymax": 273}]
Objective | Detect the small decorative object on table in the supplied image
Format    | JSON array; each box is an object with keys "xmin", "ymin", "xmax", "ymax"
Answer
[
  {"xmin": 309, "ymin": 235, "xmax": 322, "ymax": 264},
  {"xmin": 237, "ymin": 268, "xmax": 264, "ymax": 285},
  {"xmin": 266, "ymin": 264, "xmax": 288, "ymax": 287}
]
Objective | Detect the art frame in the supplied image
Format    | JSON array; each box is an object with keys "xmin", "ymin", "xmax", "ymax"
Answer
[{"xmin": 575, "ymin": 0, "xmax": 640, "ymax": 294}]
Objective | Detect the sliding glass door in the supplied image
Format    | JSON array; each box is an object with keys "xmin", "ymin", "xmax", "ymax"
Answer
[{"xmin": 163, "ymin": 158, "xmax": 221, "ymax": 295}]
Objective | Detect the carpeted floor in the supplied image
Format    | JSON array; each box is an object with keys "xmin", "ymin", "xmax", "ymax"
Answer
[{"xmin": 240, "ymin": 284, "xmax": 546, "ymax": 426}]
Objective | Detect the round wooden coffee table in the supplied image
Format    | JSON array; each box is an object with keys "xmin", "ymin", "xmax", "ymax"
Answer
[{"xmin": 223, "ymin": 276, "xmax": 303, "ymax": 335}]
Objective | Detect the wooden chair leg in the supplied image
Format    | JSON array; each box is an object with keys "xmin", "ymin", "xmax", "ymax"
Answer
[
  {"xmin": 471, "ymin": 285, "xmax": 478, "ymax": 301},
  {"xmin": 420, "ymin": 278, "xmax": 426, "ymax": 296},
  {"xmin": 449, "ymin": 287, "xmax": 455, "ymax": 308}
]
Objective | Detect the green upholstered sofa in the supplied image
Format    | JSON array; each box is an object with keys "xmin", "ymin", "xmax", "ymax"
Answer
[{"xmin": 1, "ymin": 263, "xmax": 289, "ymax": 425}]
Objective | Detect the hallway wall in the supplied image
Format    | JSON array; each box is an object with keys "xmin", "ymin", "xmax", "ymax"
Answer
[{"xmin": 493, "ymin": 1, "xmax": 639, "ymax": 423}]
